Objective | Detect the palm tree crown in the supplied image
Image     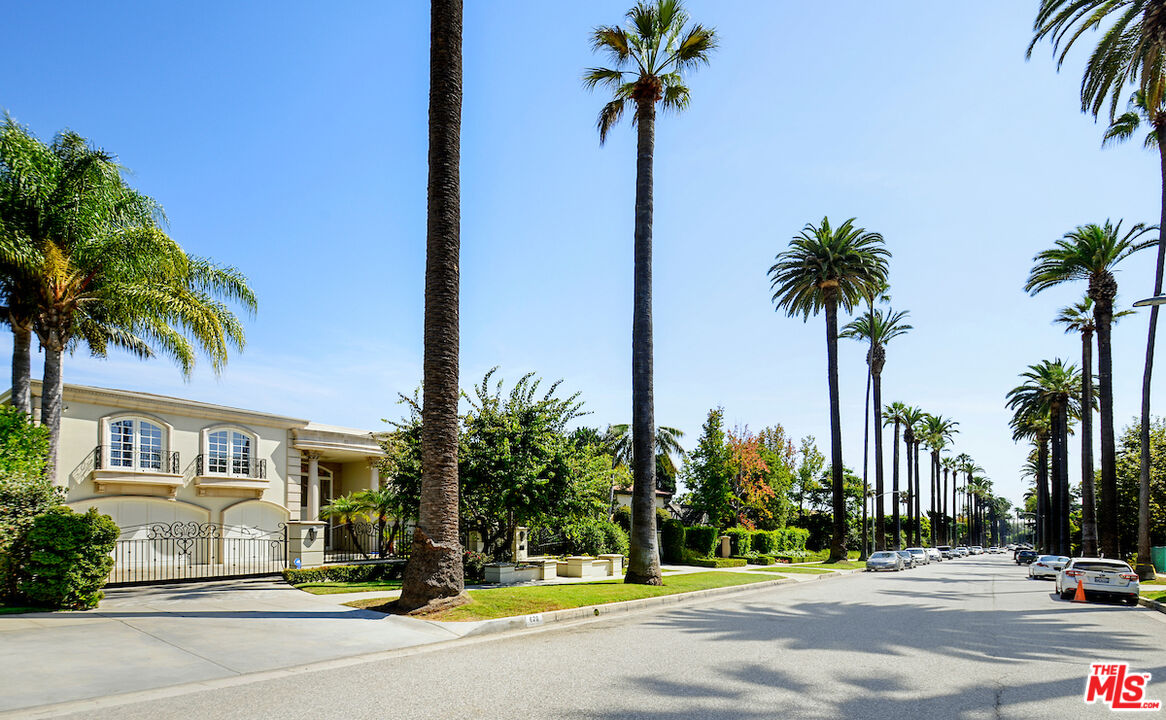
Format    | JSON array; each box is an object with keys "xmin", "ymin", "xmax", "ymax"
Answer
[
  {"xmin": 583, "ymin": 0, "xmax": 717, "ymax": 143},
  {"xmin": 768, "ymin": 217, "xmax": 890, "ymax": 317},
  {"xmin": 1025, "ymin": 221, "xmax": 1154, "ymax": 297}
]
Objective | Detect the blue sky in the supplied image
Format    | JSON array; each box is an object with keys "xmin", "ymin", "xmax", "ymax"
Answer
[{"xmin": 2, "ymin": 1, "xmax": 1163, "ymax": 510}]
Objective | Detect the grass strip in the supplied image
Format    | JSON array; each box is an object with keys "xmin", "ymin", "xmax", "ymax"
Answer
[
  {"xmin": 346, "ymin": 572, "xmax": 773, "ymax": 622},
  {"xmin": 1141, "ymin": 589, "xmax": 1166, "ymax": 602},
  {"xmin": 0, "ymin": 605, "xmax": 49, "ymax": 615},
  {"xmin": 295, "ymin": 580, "xmax": 402, "ymax": 595},
  {"xmin": 807, "ymin": 561, "xmax": 864, "ymax": 570},
  {"xmin": 749, "ymin": 566, "xmax": 833, "ymax": 574}
]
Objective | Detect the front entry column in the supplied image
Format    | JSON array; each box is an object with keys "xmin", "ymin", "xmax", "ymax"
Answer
[
  {"xmin": 368, "ymin": 458, "xmax": 380, "ymax": 492},
  {"xmin": 307, "ymin": 451, "xmax": 321, "ymax": 521}
]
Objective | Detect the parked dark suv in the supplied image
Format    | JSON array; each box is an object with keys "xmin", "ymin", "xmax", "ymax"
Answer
[{"xmin": 1016, "ymin": 549, "xmax": 1039, "ymax": 565}]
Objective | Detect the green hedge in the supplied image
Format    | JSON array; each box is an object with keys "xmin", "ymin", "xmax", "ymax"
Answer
[
  {"xmin": 747, "ymin": 555, "xmax": 776, "ymax": 565},
  {"xmin": 751, "ymin": 530, "xmax": 776, "ymax": 555},
  {"xmin": 688, "ymin": 557, "xmax": 747, "ymax": 568},
  {"xmin": 685, "ymin": 525, "xmax": 718, "ymax": 556},
  {"xmin": 661, "ymin": 519, "xmax": 685, "ymax": 564},
  {"xmin": 17, "ymin": 507, "xmax": 118, "ymax": 610},
  {"xmin": 725, "ymin": 528, "xmax": 752, "ymax": 556},
  {"xmin": 565, "ymin": 519, "xmax": 628, "ymax": 556},
  {"xmin": 283, "ymin": 561, "xmax": 404, "ymax": 585}
]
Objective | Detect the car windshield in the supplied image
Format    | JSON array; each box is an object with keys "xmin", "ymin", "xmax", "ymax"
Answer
[
  {"xmin": 896, "ymin": 551, "xmax": 911, "ymax": 557},
  {"xmin": 1072, "ymin": 561, "xmax": 1131, "ymax": 573},
  {"xmin": 1037, "ymin": 555, "xmax": 1068, "ymax": 563},
  {"xmin": 870, "ymin": 552, "xmax": 895, "ymax": 559}
]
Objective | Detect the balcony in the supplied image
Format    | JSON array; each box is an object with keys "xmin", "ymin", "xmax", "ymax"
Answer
[
  {"xmin": 194, "ymin": 454, "xmax": 269, "ymax": 498},
  {"xmin": 91, "ymin": 445, "xmax": 184, "ymax": 498}
]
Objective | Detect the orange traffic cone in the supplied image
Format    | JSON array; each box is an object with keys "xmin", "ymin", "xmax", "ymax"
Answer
[{"xmin": 1073, "ymin": 578, "xmax": 1087, "ymax": 603}]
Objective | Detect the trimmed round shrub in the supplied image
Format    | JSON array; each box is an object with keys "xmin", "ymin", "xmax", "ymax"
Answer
[
  {"xmin": 661, "ymin": 518, "xmax": 685, "ymax": 563},
  {"xmin": 684, "ymin": 525, "xmax": 718, "ymax": 557},
  {"xmin": 18, "ymin": 507, "xmax": 118, "ymax": 609},
  {"xmin": 565, "ymin": 519, "xmax": 627, "ymax": 556}
]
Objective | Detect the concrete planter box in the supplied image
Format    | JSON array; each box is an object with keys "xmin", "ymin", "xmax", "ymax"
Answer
[{"xmin": 484, "ymin": 560, "xmax": 559, "ymax": 584}]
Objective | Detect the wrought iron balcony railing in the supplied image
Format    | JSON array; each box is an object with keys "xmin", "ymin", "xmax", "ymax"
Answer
[
  {"xmin": 195, "ymin": 454, "xmax": 267, "ymax": 479},
  {"xmin": 94, "ymin": 445, "xmax": 181, "ymax": 474}
]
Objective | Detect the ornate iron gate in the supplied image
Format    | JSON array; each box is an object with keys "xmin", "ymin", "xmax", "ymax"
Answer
[{"xmin": 107, "ymin": 522, "xmax": 288, "ymax": 586}]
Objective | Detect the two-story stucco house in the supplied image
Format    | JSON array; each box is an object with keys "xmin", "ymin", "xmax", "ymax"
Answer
[{"xmin": 13, "ymin": 381, "xmax": 385, "ymax": 581}]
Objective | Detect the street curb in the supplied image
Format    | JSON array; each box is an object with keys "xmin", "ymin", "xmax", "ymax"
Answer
[
  {"xmin": 448, "ymin": 568, "xmax": 862, "ymax": 639},
  {"xmin": 1138, "ymin": 596, "xmax": 1166, "ymax": 614}
]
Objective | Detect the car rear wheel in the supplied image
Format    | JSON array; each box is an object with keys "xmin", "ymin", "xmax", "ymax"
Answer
[
  {"xmin": 1125, "ymin": 596, "xmax": 1139, "ymax": 606},
  {"xmin": 1060, "ymin": 587, "xmax": 1074, "ymax": 600}
]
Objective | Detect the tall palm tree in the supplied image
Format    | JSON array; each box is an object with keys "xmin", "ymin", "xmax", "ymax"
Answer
[
  {"xmin": 1054, "ymin": 297, "xmax": 1131, "ymax": 556},
  {"xmin": 1009, "ymin": 401, "xmax": 1053, "ymax": 552},
  {"xmin": 398, "ymin": 0, "xmax": 467, "ymax": 612},
  {"xmin": 843, "ymin": 307, "xmax": 911, "ymax": 552},
  {"xmin": 770, "ymin": 217, "xmax": 890, "ymax": 562},
  {"xmin": 954, "ymin": 452, "xmax": 974, "ymax": 544},
  {"xmin": 899, "ymin": 405, "xmax": 927, "ymax": 547},
  {"xmin": 1030, "ymin": 0, "xmax": 1166, "ymax": 576},
  {"xmin": 922, "ymin": 414, "xmax": 958, "ymax": 546},
  {"xmin": 585, "ymin": 0, "xmax": 716, "ymax": 585},
  {"xmin": 0, "ymin": 119, "xmax": 255, "ymax": 480},
  {"xmin": 1102, "ymin": 90, "xmax": 1166, "ymax": 575},
  {"xmin": 1026, "ymin": 221, "xmax": 1153, "ymax": 558},
  {"xmin": 883, "ymin": 401, "xmax": 910, "ymax": 549},
  {"xmin": 1007, "ymin": 360, "xmax": 1082, "ymax": 555},
  {"xmin": 941, "ymin": 456, "xmax": 958, "ymax": 544}
]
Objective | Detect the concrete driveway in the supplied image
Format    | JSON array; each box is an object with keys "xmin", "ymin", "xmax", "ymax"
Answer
[{"xmin": 0, "ymin": 578, "xmax": 460, "ymax": 715}]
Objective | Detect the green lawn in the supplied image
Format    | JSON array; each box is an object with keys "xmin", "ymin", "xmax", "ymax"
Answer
[
  {"xmin": 1141, "ymin": 589, "xmax": 1165, "ymax": 602},
  {"xmin": 805, "ymin": 560, "xmax": 864, "ymax": 571},
  {"xmin": 295, "ymin": 580, "xmax": 402, "ymax": 595},
  {"xmin": 347, "ymin": 572, "xmax": 774, "ymax": 622},
  {"xmin": 750, "ymin": 566, "xmax": 833, "ymax": 574}
]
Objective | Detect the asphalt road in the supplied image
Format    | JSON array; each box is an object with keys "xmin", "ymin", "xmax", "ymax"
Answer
[{"xmin": 46, "ymin": 554, "xmax": 1166, "ymax": 719}]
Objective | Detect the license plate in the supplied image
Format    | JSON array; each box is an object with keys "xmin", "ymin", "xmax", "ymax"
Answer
[{"xmin": 1094, "ymin": 576, "xmax": 1109, "ymax": 583}]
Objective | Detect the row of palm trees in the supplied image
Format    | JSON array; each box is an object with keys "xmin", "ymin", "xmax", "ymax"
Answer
[
  {"xmin": 1029, "ymin": 0, "xmax": 1166, "ymax": 578},
  {"xmin": 0, "ymin": 117, "xmax": 256, "ymax": 480}
]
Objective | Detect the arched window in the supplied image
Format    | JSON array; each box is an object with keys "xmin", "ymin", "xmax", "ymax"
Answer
[
  {"xmin": 107, "ymin": 417, "xmax": 166, "ymax": 471},
  {"xmin": 206, "ymin": 428, "xmax": 255, "ymax": 476}
]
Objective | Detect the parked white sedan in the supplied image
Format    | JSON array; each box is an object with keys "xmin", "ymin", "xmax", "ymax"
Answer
[
  {"xmin": 1028, "ymin": 555, "xmax": 1070, "ymax": 579},
  {"xmin": 1055, "ymin": 558, "xmax": 1141, "ymax": 605}
]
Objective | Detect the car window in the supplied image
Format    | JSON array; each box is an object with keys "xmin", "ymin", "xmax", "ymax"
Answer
[{"xmin": 1072, "ymin": 561, "xmax": 1131, "ymax": 573}]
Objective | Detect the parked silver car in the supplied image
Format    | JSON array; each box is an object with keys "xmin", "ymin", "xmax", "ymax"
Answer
[
  {"xmin": 865, "ymin": 551, "xmax": 904, "ymax": 572},
  {"xmin": 906, "ymin": 547, "xmax": 930, "ymax": 565},
  {"xmin": 926, "ymin": 547, "xmax": 943, "ymax": 563},
  {"xmin": 896, "ymin": 550, "xmax": 916, "ymax": 568},
  {"xmin": 1028, "ymin": 555, "xmax": 1070, "ymax": 579},
  {"xmin": 1055, "ymin": 558, "xmax": 1140, "ymax": 605}
]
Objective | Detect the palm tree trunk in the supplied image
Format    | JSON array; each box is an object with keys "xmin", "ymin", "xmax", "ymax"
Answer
[
  {"xmin": 626, "ymin": 95, "xmax": 661, "ymax": 585},
  {"xmin": 41, "ymin": 341, "xmax": 64, "ymax": 484},
  {"xmin": 1135, "ymin": 132, "xmax": 1166, "ymax": 578},
  {"xmin": 1037, "ymin": 436, "xmax": 1050, "ymax": 553},
  {"xmin": 1094, "ymin": 294, "xmax": 1120, "ymax": 558},
  {"xmin": 859, "ymin": 363, "xmax": 871, "ymax": 560},
  {"xmin": 824, "ymin": 294, "xmax": 847, "ymax": 563},
  {"xmin": 10, "ymin": 318, "xmax": 32, "ymax": 417},
  {"xmin": 1049, "ymin": 408, "xmax": 1063, "ymax": 554},
  {"xmin": 913, "ymin": 441, "xmax": 922, "ymax": 546},
  {"xmin": 930, "ymin": 451, "xmax": 938, "ymax": 545},
  {"xmin": 904, "ymin": 433, "xmax": 913, "ymax": 547},
  {"xmin": 1058, "ymin": 405, "xmax": 1071, "ymax": 556},
  {"xmin": 942, "ymin": 467, "xmax": 948, "ymax": 545},
  {"xmin": 1080, "ymin": 327, "xmax": 1098, "ymax": 557},
  {"xmin": 892, "ymin": 419, "xmax": 901, "ymax": 549},
  {"xmin": 398, "ymin": 0, "xmax": 466, "ymax": 613},
  {"xmin": 872, "ymin": 369, "xmax": 886, "ymax": 551}
]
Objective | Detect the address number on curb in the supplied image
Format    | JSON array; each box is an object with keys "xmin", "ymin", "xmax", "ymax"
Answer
[{"xmin": 525, "ymin": 614, "xmax": 544, "ymax": 627}]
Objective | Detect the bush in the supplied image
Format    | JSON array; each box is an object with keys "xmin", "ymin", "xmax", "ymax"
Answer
[
  {"xmin": 747, "ymin": 555, "xmax": 775, "ymax": 565},
  {"xmin": 725, "ymin": 527, "xmax": 752, "ymax": 556},
  {"xmin": 463, "ymin": 551, "xmax": 488, "ymax": 583},
  {"xmin": 612, "ymin": 506, "xmax": 632, "ymax": 534},
  {"xmin": 565, "ymin": 519, "xmax": 628, "ymax": 556},
  {"xmin": 282, "ymin": 561, "xmax": 404, "ymax": 585},
  {"xmin": 661, "ymin": 519, "xmax": 685, "ymax": 563},
  {"xmin": 16, "ymin": 507, "xmax": 118, "ymax": 609},
  {"xmin": 688, "ymin": 557, "xmax": 747, "ymax": 568},
  {"xmin": 685, "ymin": 525, "xmax": 719, "ymax": 557},
  {"xmin": 751, "ymin": 530, "xmax": 774, "ymax": 555}
]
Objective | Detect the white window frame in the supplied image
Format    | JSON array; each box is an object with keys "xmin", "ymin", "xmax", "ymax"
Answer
[
  {"xmin": 102, "ymin": 415, "xmax": 170, "ymax": 473},
  {"xmin": 201, "ymin": 426, "xmax": 258, "ymax": 478}
]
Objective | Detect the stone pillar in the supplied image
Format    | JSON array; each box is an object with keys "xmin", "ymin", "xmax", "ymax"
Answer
[
  {"xmin": 287, "ymin": 521, "xmax": 327, "ymax": 569},
  {"xmin": 306, "ymin": 452, "xmax": 321, "ymax": 521},
  {"xmin": 513, "ymin": 526, "xmax": 529, "ymax": 562},
  {"xmin": 719, "ymin": 535, "xmax": 732, "ymax": 558},
  {"xmin": 368, "ymin": 459, "xmax": 380, "ymax": 492}
]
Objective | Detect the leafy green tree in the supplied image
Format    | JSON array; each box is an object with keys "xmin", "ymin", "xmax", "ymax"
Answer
[
  {"xmin": 397, "ymin": 0, "xmax": 466, "ymax": 613},
  {"xmin": 1115, "ymin": 417, "xmax": 1166, "ymax": 559},
  {"xmin": 1030, "ymin": 1, "xmax": 1166, "ymax": 577},
  {"xmin": 789, "ymin": 435, "xmax": 824, "ymax": 522},
  {"xmin": 0, "ymin": 406, "xmax": 60, "ymax": 599},
  {"xmin": 1026, "ymin": 221, "xmax": 1151, "ymax": 557},
  {"xmin": 769, "ymin": 217, "xmax": 890, "ymax": 562},
  {"xmin": 756, "ymin": 425, "xmax": 796, "ymax": 530},
  {"xmin": 843, "ymin": 307, "xmax": 911, "ymax": 551},
  {"xmin": 683, "ymin": 408, "xmax": 733, "ymax": 528},
  {"xmin": 584, "ymin": 0, "xmax": 717, "ymax": 586}
]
